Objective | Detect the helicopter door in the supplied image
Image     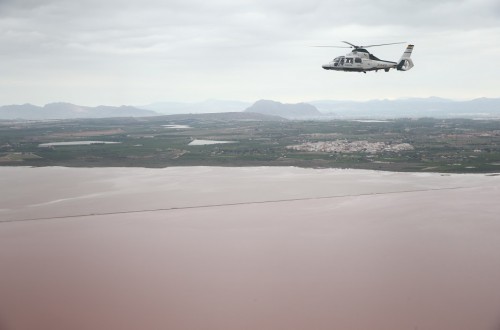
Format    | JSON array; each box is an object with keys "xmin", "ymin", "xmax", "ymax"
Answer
[{"xmin": 345, "ymin": 57, "xmax": 353, "ymax": 67}]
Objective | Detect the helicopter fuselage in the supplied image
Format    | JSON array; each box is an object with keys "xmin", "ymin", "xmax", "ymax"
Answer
[{"xmin": 322, "ymin": 48, "xmax": 397, "ymax": 73}]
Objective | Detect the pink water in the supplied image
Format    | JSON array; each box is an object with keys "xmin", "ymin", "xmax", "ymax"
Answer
[{"xmin": 1, "ymin": 167, "xmax": 500, "ymax": 330}]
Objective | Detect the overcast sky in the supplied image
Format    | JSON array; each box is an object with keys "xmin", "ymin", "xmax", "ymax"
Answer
[{"xmin": 1, "ymin": 0, "xmax": 499, "ymax": 106}]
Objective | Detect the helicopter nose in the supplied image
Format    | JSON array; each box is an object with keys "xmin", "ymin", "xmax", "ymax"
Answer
[{"xmin": 322, "ymin": 63, "xmax": 333, "ymax": 70}]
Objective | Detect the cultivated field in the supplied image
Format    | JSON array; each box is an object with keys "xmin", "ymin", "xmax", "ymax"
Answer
[{"xmin": 2, "ymin": 113, "xmax": 500, "ymax": 172}]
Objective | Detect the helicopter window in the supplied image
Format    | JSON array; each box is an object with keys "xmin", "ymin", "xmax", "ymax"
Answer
[
  {"xmin": 333, "ymin": 57, "xmax": 341, "ymax": 63},
  {"xmin": 355, "ymin": 58, "xmax": 362, "ymax": 63},
  {"xmin": 346, "ymin": 58, "xmax": 353, "ymax": 64}
]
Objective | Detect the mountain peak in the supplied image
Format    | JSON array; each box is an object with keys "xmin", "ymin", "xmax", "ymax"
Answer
[{"xmin": 244, "ymin": 100, "xmax": 322, "ymax": 119}]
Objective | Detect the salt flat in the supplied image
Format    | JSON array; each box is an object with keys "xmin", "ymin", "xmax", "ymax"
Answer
[{"xmin": 1, "ymin": 167, "xmax": 500, "ymax": 330}]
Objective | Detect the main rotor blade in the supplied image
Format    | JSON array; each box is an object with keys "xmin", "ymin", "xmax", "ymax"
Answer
[
  {"xmin": 362, "ymin": 42, "xmax": 406, "ymax": 48},
  {"xmin": 312, "ymin": 41, "xmax": 406, "ymax": 49},
  {"xmin": 342, "ymin": 41, "xmax": 357, "ymax": 48},
  {"xmin": 311, "ymin": 45, "xmax": 351, "ymax": 48}
]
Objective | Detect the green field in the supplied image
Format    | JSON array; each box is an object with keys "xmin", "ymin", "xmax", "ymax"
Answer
[{"xmin": 2, "ymin": 113, "xmax": 500, "ymax": 172}]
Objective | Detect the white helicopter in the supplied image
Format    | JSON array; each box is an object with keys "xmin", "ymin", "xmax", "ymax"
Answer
[{"xmin": 319, "ymin": 41, "xmax": 414, "ymax": 73}]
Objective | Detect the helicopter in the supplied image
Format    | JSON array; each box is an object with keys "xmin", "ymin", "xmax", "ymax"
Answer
[{"xmin": 318, "ymin": 41, "xmax": 414, "ymax": 73}]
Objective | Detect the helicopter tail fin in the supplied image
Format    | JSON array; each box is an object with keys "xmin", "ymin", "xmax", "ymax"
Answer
[
  {"xmin": 397, "ymin": 44, "xmax": 414, "ymax": 71},
  {"xmin": 400, "ymin": 44, "xmax": 414, "ymax": 60}
]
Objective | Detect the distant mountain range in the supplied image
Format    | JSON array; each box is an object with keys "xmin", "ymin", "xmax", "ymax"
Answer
[
  {"xmin": 139, "ymin": 99, "xmax": 251, "ymax": 114},
  {"xmin": 143, "ymin": 97, "xmax": 500, "ymax": 119},
  {"xmin": 244, "ymin": 100, "xmax": 322, "ymax": 119},
  {"xmin": 310, "ymin": 97, "xmax": 500, "ymax": 119},
  {"xmin": 2, "ymin": 97, "xmax": 500, "ymax": 120},
  {"xmin": 0, "ymin": 103, "xmax": 158, "ymax": 120}
]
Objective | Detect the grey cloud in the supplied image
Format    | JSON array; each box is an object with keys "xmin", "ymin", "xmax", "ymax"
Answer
[
  {"xmin": 1, "ymin": 0, "xmax": 499, "ymax": 105},
  {"xmin": 1, "ymin": 0, "xmax": 498, "ymax": 63},
  {"xmin": 3, "ymin": 0, "xmax": 498, "ymax": 57}
]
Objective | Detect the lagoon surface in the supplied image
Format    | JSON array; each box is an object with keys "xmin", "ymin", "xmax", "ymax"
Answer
[
  {"xmin": 39, "ymin": 141, "xmax": 121, "ymax": 147},
  {"xmin": 1, "ymin": 166, "xmax": 500, "ymax": 330},
  {"xmin": 188, "ymin": 139, "xmax": 237, "ymax": 145}
]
